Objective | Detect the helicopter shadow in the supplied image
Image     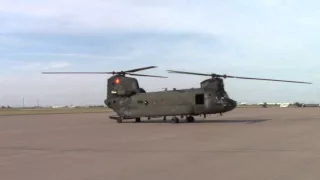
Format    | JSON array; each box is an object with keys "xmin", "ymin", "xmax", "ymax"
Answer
[
  {"xmin": 192, "ymin": 119, "xmax": 271, "ymax": 124},
  {"xmin": 122, "ymin": 118, "xmax": 271, "ymax": 124}
]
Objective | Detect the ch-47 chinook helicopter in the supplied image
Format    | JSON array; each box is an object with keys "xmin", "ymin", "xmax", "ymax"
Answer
[{"xmin": 42, "ymin": 66, "xmax": 312, "ymax": 123}]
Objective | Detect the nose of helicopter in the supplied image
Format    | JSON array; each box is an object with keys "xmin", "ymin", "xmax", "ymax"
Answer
[{"xmin": 222, "ymin": 98, "xmax": 237, "ymax": 112}]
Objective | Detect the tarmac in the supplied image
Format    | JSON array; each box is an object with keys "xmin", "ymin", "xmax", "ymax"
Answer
[{"xmin": 1, "ymin": 108, "xmax": 320, "ymax": 180}]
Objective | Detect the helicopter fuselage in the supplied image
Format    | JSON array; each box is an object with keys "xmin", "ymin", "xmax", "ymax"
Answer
[{"xmin": 105, "ymin": 87, "xmax": 237, "ymax": 119}]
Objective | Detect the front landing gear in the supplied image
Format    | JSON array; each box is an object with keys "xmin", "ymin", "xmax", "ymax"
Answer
[
  {"xmin": 186, "ymin": 116, "xmax": 195, "ymax": 123},
  {"xmin": 135, "ymin": 118, "xmax": 141, "ymax": 123}
]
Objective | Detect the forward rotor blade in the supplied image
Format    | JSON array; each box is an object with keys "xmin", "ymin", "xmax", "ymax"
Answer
[
  {"xmin": 125, "ymin": 66, "xmax": 157, "ymax": 73},
  {"xmin": 167, "ymin": 70, "xmax": 311, "ymax": 84},
  {"xmin": 127, "ymin": 73, "xmax": 167, "ymax": 78},
  {"xmin": 167, "ymin": 70, "xmax": 211, "ymax": 76},
  {"xmin": 42, "ymin": 72, "xmax": 114, "ymax": 74},
  {"xmin": 219, "ymin": 75, "xmax": 312, "ymax": 84}
]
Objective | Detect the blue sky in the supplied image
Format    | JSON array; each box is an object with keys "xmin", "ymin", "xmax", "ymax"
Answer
[{"xmin": 1, "ymin": 0, "xmax": 320, "ymax": 106}]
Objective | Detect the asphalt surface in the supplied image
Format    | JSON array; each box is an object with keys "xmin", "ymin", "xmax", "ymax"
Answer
[{"xmin": 1, "ymin": 108, "xmax": 320, "ymax": 180}]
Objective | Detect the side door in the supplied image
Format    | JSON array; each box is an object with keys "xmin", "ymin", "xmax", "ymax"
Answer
[{"xmin": 193, "ymin": 93, "xmax": 205, "ymax": 114}]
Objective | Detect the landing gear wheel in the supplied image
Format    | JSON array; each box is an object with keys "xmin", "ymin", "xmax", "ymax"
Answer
[
  {"xmin": 117, "ymin": 117, "xmax": 123, "ymax": 123},
  {"xmin": 186, "ymin": 116, "xmax": 195, "ymax": 123},
  {"xmin": 135, "ymin": 118, "xmax": 141, "ymax": 123},
  {"xmin": 171, "ymin": 117, "xmax": 179, "ymax": 123}
]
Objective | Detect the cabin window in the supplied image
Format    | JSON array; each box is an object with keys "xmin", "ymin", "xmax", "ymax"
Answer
[{"xmin": 195, "ymin": 94, "xmax": 204, "ymax": 104}]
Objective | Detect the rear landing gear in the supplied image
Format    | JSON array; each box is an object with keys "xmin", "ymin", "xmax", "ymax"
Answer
[
  {"xmin": 171, "ymin": 117, "xmax": 179, "ymax": 123},
  {"xmin": 171, "ymin": 116, "xmax": 195, "ymax": 123},
  {"xmin": 117, "ymin": 117, "xmax": 123, "ymax": 123}
]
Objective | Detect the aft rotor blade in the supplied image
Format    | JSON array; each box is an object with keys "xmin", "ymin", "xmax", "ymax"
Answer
[
  {"xmin": 125, "ymin": 66, "xmax": 158, "ymax": 73},
  {"xmin": 221, "ymin": 75, "xmax": 312, "ymax": 84},
  {"xmin": 127, "ymin": 73, "xmax": 167, "ymax": 78},
  {"xmin": 167, "ymin": 70, "xmax": 211, "ymax": 76},
  {"xmin": 42, "ymin": 72, "xmax": 114, "ymax": 74}
]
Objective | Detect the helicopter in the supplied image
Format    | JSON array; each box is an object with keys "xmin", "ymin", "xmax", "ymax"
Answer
[{"xmin": 42, "ymin": 66, "xmax": 312, "ymax": 123}]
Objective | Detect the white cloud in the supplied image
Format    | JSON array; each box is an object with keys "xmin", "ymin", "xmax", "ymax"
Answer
[
  {"xmin": 0, "ymin": 0, "xmax": 294, "ymax": 34},
  {"xmin": 46, "ymin": 62, "xmax": 70, "ymax": 69},
  {"xmin": 263, "ymin": 0, "xmax": 287, "ymax": 7},
  {"xmin": 19, "ymin": 63, "xmax": 42, "ymax": 70},
  {"xmin": 1, "ymin": 0, "xmax": 319, "ymax": 53},
  {"xmin": 9, "ymin": 53, "xmax": 129, "ymax": 60},
  {"xmin": 14, "ymin": 61, "xmax": 70, "ymax": 70}
]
